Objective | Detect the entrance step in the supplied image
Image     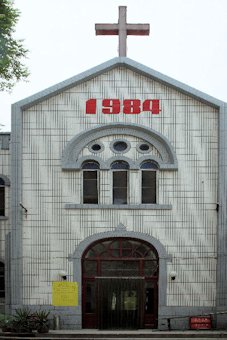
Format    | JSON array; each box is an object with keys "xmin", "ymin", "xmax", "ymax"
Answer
[
  {"xmin": 0, "ymin": 330, "xmax": 227, "ymax": 339},
  {"xmin": 1, "ymin": 338, "xmax": 227, "ymax": 340}
]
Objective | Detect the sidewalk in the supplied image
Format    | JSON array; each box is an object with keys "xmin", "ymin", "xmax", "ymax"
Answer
[{"xmin": 1, "ymin": 329, "xmax": 227, "ymax": 339}]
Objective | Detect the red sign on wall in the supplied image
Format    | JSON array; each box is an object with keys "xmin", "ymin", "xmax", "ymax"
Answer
[
  {"xmin": 189, "ymin": 316, "xmax": 212, "ymax": 330},
  {"xmin": 86, "ymin": 99, "xmax": 160, "ymax": 115}
]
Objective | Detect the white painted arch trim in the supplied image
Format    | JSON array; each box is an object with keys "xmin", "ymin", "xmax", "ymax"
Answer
[
  {"xmin": 70, "ymin": 227, "xmax": 172, "ymax": 308},
  {"xmin": 62, "ymin": 123, "xmax": 178, "ymax": 170}
]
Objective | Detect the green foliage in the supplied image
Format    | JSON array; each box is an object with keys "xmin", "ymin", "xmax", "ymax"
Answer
[
  {"xmin": 0, "ymin": 0, "xmax": 29, "ymax": 91},
  {"xmin": 33, "ymin": 309, "xmax": 50, "ymax": 333},
  {"xmin": 0, "ymin": 314, "xmax": 14, "ymax": 332},
  {"xmin": 0, "ymin": 308, "xmax": 51, "ymax": 334},
  {"xmin": 0, "ymin": 308, "xmax": 50, "ymax": 333},
  {"xmin": 12, "ymin": 308, "xmax": 34, "ymax": 333}
]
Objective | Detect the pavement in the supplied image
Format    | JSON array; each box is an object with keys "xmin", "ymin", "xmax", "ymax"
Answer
[{"xmin": 0, "ymin": 329, "xmax": 227, "ymax": 340}]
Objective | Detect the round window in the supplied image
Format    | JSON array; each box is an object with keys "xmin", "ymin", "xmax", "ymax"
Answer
[
  {"xmin": 88, "ymin": 142, "xmax": 104, "ymax": 153},
  {"xmin": 137, "ymin": 142, "xmax": 151, "ymax": 154},
  {"xmin": 113, "ymin": 141, "xmax": 128, "ymax": 152},
  {"xmin": 139, "ymin": 143, "xmax": 150, "ymax": 151},
  {"xmin": 91, "ymin": 144, "xmax": 101, "ymax": 152}
]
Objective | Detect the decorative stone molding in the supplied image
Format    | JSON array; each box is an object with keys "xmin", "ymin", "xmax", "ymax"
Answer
[
  {"xmin": 69, "ymin": 228, "xmax": 172, "ymax": 312},
  {"xmin": 65, "ymin": 203, "xmax": 172, "ymax": 210},
  {"xmin": 115, "ymin": 223, "xmax": 127, "ymax": 231},
  {"xmin": 106, "ymin": 155, "xmax": 137, "ymax": 169},
  {"xmin": 73, "ymin": 155, "xmax": 108, "ymax": 170},
  {"xmin": 62, "ymin": 123, "xmax": 178, "ymax": 170}
]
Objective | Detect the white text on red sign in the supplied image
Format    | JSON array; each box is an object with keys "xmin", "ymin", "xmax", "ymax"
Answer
[{"xmin": 86, "ymin": 99, "xmax": 160, "ymax": 115}]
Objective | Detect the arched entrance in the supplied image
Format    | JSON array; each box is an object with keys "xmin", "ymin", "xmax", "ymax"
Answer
[{"xmin": 82, "ymin": 237, "xmax": 158, "ymax": 329}]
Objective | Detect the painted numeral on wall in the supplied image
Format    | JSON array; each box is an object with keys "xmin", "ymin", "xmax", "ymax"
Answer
[
  {"xmin": 123, "ymin": 100, "xmax": 141, "ymax": 114},
  {"xmin": 86, "ymin": 99, "xmax": 160, "ymax": 115},
  {"xmin": 86, "ymin": 99, "xmax": 96, "ymax": 114},
  {"xmin": 102, "ymin": 99, "xmax": 120, "ymax": 114},
  {"xmin": 143, "ymin": 99, "xmax": 160, "ymax": 114}
]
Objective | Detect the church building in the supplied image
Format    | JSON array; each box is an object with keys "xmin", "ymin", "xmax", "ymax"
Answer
[{"xmin": 0, "ymin": 6, "xmax": 227, "ymax": 330}]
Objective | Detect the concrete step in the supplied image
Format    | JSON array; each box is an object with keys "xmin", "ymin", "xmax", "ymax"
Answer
[
  {"xmin": 1, "ymin": 330, "xmax": 227, "ymax": 339},
  {"xmin": 1, "ymin": 338, "xmax": 227, "ymax": 340},
  {"xmin": 0, "ymin": 338, "xmax": 227, "ymax": 340}
]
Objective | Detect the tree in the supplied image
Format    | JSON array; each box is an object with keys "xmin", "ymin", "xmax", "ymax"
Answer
[{"xmin": 0, "ymin": 0, "xmax": 29, "ymax": 91}]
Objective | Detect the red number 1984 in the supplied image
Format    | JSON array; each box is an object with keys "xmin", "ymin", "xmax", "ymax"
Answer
[{"xmin": 86, "ymin": 99, "xmax": 160, "ymax": 115}]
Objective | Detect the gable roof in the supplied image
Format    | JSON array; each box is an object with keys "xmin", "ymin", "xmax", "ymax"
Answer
[{"xmin": 13, "ymin": 57, "xmax": 224, "ymax": 110}]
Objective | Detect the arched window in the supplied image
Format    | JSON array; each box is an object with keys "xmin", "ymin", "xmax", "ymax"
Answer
[
  {"xmin": 140, "ymin": 161, "xmax": 158, "ymax": 204},
  {"xmin": 111, "ymin": 161, "xmax": 129, "ymax": 205},
  {"xmin": 0, "ymin": 178, "xmax": 5, "ymax": 216},
  {"xmin": 82, "ymin": 161, "xmax": 100, "ymax": 204}
]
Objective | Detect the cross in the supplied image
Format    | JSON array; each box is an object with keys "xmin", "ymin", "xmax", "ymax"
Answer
[{"xmin": 95, "ymin": 6, "xmax": 150, "ymax": 57}]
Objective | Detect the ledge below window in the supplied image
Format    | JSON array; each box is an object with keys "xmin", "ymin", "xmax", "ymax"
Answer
[
  {"xmin": 65, "ymin": 204, "xmax": 172, "ymax": 210},
  {"xmin": 0, "ymin": 216, "xmax": 8, "ymax": 220}
]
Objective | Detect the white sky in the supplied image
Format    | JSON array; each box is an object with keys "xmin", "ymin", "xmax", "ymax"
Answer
[{"xmin": 0, "ymin": 0, "xmax": 227, "ymax": 131}]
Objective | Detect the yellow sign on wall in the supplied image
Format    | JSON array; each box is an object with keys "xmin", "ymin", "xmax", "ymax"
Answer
[{"xmin": 52, "ymin": 282, "xmax": 78, "ymax": 306}]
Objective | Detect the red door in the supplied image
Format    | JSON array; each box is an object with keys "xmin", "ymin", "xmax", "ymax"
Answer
[{"xmin": 82, "ymin": 238, "xmax": 158, "ymax": 329}]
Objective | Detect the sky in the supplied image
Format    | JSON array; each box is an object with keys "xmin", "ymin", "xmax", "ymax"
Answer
[{"xmin": 0, "ymin": 0, "xmax": 227, "ymax": 131}]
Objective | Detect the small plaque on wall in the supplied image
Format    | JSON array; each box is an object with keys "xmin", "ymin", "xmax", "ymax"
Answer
[
  {"xmin": 189, "ymin": 316, "xmax": 212, "ymax": 329},
  {"xmin": 52, "ymin": 282, "xmax": 78, "ymax": 306}
]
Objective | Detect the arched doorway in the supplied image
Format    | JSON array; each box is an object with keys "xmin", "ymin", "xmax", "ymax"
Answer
[{"xmin": 82, "ymin": 237, "xmax": 159, "ymax": 329}]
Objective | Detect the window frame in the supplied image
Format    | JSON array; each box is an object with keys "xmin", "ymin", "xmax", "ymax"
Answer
[
  {"xmin": 112, "ymin": 170, "xmax": 128, "ymax": 205},
  {"xmin": 111, "ymin": 161, "xmax": 129, "ymax": 205},
  {"xmin": 140, "ymin": 161, "xmax": 158, "ymax": 205},
  {"xmin": 82, "ymin": 161, "xmax": 100, "ymax": 205}
]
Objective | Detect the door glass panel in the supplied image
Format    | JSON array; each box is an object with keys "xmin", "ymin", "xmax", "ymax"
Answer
[
  {"xmin": 84, "ymin": 260, "xmax": 97, "ymax": 276},
  {"xmin": 122, "ymin": 240, "xmax": 132, "ymax": 248},
  {"xmin": 144, "ymin": 260, "xmax": 158, "ymax": 276},
  {"xmin": 98, "ymin": 278, "xmax": 141, "ymax": 329},
  {"xmin": 111, "ymin": 249, "xmax": 120, "ymax": 257},
  {"xmin": 101, "ymin": 260, "xmax": 139, "ymax": 277},
  {"xmin": 123, "ymin": 290, "xmax": 137, "ymax": 310},
  {"xmin": 146, "ymin": 249, "xmax": 158, "ymax": 259},
  {"xmin": 145, "ymin": 281, "xmax": 155, "ymax": 314},
  {"xmin": 110, "ymin": 241, "xmax": 120, "ymax": 256},
  {"xmin": 92, "ymin": 242, "xmax": 106, "ymax": 255},
  {"xmin": 122, "ymin": 248, "xmax": 132, "ymax": 257},
  {"xmin": 85, "ymin": 281, "xmax": 96, "ymax": 313},
  {"xmin": 82, "ymin": 238, "xmax": 159, "ymax": 329},
  {"xmin": 110, "ymin": 240, "xmax": 120, "ymax": 249},
  {"xmin": 134, "ymin": 244, "xmax": 150, "ymax": 257}
]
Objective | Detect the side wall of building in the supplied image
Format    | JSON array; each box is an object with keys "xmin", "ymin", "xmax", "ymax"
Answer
[{"xmin": 0, "ymin": 133, "xmax": 11, "ymax": 312}]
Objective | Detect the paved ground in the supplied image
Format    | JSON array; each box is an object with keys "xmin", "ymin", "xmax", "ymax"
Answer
[
  {"xmin": 39, "ymin": 329, "xmax": 227, "ymax": 337},
  {"xmin": 1, "ymin": 330, "xmax": 227, "ymax": 340}
]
